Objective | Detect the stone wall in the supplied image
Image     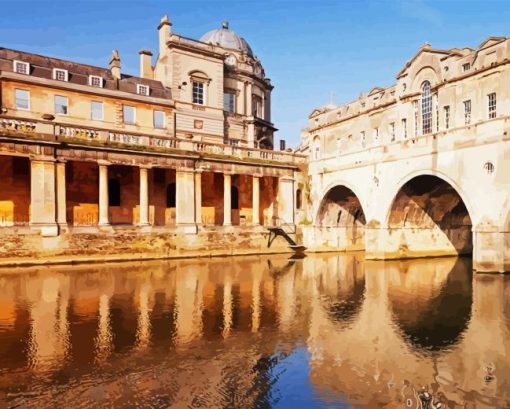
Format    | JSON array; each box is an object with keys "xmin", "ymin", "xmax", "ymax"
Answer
[{"xmin": 0, "ymin": 228, "xmax": 295, "ymax": 266}]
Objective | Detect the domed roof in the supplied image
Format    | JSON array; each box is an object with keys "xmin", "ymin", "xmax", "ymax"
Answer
[{"xmin": 200, "ymin": 21, "xmax": 253, "ymax": 57}]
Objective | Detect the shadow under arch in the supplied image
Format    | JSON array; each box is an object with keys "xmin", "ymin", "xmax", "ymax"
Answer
[
  {"xmin": 388, "ymin": 257, "xmax": 473, "ymax": 354},
  {"xmin": 386, "ymin": 174, "xmax": 473, "ymax": 256}
]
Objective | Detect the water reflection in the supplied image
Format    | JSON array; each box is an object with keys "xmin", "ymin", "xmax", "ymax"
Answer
[{"xmin": 0, "ymin": 254, "xmax": 508, "ymax": 408}]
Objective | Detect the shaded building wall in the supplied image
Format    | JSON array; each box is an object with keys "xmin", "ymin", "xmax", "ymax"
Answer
[
  {"xmin": 202, "ymin": 172, "xmax": 224, "ymax": 226},
  {"xmin": 108, "ymin": 165, "xmax": 139, "ymax": 225},
  {"xmin": 260, "ymin": 176, "xmax": 278, "ymax": 226},
  {"xmin": 149, "ymin": 168, "xmax": 176, "ymax": 226},
  {"xmin": 66, "ymin": 161, "xmax": 99, "ymax": 226},
  {"xmin": 0, "ymin": 156, "xmax": 30, "ymax": 225}
]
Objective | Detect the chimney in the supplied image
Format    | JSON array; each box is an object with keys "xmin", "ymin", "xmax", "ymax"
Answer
[
  {"xmin": 158, "ymin": 15, "xmax": 172, "ymax": 56},
  {"xmin": 280, "ymin": 139, "xmax": 286, "ymax": 151},
  {"xmin": 139, "ymin": 49, "xmax": 153, "ymax": 79},
  {"xmin": 109, "ymin": 50, "xmax": 121, "ymax": 80}
]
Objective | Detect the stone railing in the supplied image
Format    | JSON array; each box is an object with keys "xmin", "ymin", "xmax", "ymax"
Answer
[{"xmin": 0, "ymin": 116, "xmax": 306, "ymax": 165}]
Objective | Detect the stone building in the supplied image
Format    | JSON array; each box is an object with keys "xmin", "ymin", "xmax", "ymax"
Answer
[
  {"xmin": 303, "ymin": 37, "xmax": 510, "ymax": 273},
  {"xmin": 0, "ymin": 16, "xmax": 304, "ymax": 262}
]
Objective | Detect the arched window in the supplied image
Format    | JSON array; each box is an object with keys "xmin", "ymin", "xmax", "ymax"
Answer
[
  {"xmin": 421, "ymin": 81, "xmax": 432, "ymax": 134},
  {"xmin": 231, "ymin": 186, "xmax": 239, "ymax": 210},
  {"xmin": 312, "ymin": 136, "xmax": 320, "ymax": 160},
  {"xmin": 166, "ymin": 183, "xmax": 176, "ymax": 207},
  {"xmin": 296, "ymin": 189, "xmax": 302, "ymax": 210},
  {"xmin": 108, "ymin": 179, "xmax": 121, "ymax": 206}
]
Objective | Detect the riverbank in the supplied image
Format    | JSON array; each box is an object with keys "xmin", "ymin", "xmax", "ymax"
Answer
[{"xmin": 0, "ymin": 227, "xmax": 297, "ymax": 267}]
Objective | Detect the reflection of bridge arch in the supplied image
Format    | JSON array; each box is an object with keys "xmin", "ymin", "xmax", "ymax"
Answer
[{"xmin": 388, "ymin": 257, "xmax": 473, "ymax": 353}]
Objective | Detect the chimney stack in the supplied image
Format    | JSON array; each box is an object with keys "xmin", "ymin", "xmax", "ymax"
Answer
[
  {"xmin": 109, "ymin": 50, "xmax": 121, "ymax": 80},
  {"xmin": 158, "ymin": 15, "xmax": 172, "ymax": 56},
  {"xmin": 139, "ymin": 49, "xmax": 153, "ymax": 79}
]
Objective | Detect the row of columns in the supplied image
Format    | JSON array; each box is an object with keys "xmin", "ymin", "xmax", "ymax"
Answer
[{"xmin": 28, "ymin": 158, "xmax": 295, "ymax": 236}]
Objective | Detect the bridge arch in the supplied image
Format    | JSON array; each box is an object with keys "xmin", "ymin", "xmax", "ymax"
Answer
[
  {"xmin": 384, "ymin": 170, "xmax": 473, "ymax": 257},
  {"xmin": 315, "ymin": 183, "xmax": 366, "ymax": 251}
]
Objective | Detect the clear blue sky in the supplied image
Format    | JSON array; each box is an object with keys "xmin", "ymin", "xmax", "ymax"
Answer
[{"xmin": 1, "ymin": 0, "xmax": 508, "ymax": 146}]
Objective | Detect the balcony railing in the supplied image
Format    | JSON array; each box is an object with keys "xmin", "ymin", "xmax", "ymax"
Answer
[{"xmin": 0, "ymin": 116, "xmax": 306, "ymax": 165}]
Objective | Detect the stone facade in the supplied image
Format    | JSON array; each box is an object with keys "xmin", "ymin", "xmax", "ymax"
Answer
[
  {"xmin": 0, "ymin": 16, "xmax": 306, "ymax": 264},
  {"xmin": 302, "ymin": 37, "xmax": 510, "ymax": 273}
]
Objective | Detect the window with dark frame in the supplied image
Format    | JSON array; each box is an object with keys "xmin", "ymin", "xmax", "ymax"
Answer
[
  {"xmin": 444, "ymin": 106, "xmax": 450, "ymax": 129},
  {"xmin": 421, "ymin": 81, "xmax": 432, "ymax": 134},
  {"xmin": 488, "ymin": 93, "xmax": 496, "ymax": 119},
  {"xmin": 192, "ymin": 81, "xmax": 204, "ymax": 105},
  {"xmin": 464, "ymin": 100, "xmax": 471, "ymax": 125}
]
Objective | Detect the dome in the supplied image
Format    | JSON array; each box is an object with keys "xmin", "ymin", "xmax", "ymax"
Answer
[{"xmin": 200, "ymin": 21, "xmax": 253, "ymax": 57}]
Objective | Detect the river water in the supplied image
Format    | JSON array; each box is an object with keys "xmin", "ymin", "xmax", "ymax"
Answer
[{"xmin": 0, "ymin": 253, "xmax": 508, "ymax": 408}]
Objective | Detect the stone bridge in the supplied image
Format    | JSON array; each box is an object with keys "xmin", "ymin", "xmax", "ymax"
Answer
[{"xmin": 305, "ymin": 115, "xmax": 510, "ymax": 273}]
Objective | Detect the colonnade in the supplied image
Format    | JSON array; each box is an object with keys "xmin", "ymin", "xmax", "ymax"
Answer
[{"xmin": 26, "ymin": 157, "xmax": 296, "ymax": 236}]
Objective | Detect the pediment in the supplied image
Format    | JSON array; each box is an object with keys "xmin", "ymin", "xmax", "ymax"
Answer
[
  {"xmin": 397, "ymin": 45, "xmax": 450, "ymax": 79},
  {"xmin": 478, "ymin": 37, "xmax": 507, "ymax": 50},
  {"xmin": 368, "ymin": 86, "xmax": 384, "ymax": 96}
]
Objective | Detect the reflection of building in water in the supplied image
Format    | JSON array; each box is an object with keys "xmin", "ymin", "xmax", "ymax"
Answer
[
  {"xmin": 0, "ymin": 254, "xmax": 509, "ymax": 407},
  {"xmin": 27, "ymin": 274, "xmax": 70, "ymax": 373}
]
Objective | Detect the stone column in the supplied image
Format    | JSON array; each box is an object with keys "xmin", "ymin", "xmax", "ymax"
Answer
[
  {"xmin": 246, "ymin": 82, "xmax": 253, "ymax": 117},
  {"xmin": 176, "ymin": 168, "xmax": 197, "ymax": 234},
  {"xmin": 278, "ymin": 176, "xmax": 295, "ymax": 226},
  {"xmin": 195, "ymin": 170, "xmax": 202, "ymax": 226},
  {"xmin": 252, "ymin": 176, "xmax": 260, "ymax": 226},
  {"xmin": 223, "ymin": 173, "xmax": 232, "ymax": 226},
  {"xmin": 247, "ymin": 123, "xmax": 256, "ymax": 148},
  {"xmin": 30, "ymin": 159, "xmax": 58, "ymax": 236},
  {"xmin": 98, "ymin": 163, "xmax": 110, "ymax": 226},
  {"xmin": 56, "ymin": 161, "xmax": 67, "ymax": 230},
  {"xmin": 139, "ymin": 167, "xmax": 150, "ymax": 226}
]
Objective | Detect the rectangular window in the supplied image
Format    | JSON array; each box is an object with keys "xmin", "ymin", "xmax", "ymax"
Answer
[
  {"xmin": 14, "ymin": 89, "xmax": 29, "ymax": 110},
  {"xmin": 361, "ymin": 131, "xmax": 366, "ymax": 148},
  {"xmin": 435, "ymin": 94, "xmax": 439, "ymax": 132},
  {"xmin": 53, "ymin": 68, "xmax": 68, "ymax": 82},
  {"xmin": 464, "ymin": 100, "xmax": 471, "ymax": 125},
  {"xmin": 54, "ymin": 95, "xmax": 68, "ymax": 115},
  {"xmin": 123, "ymin": 105, "xmax": 136, "ymax": 124},
  {"xmin": 402, "ymin": 118, "xmax": 407, "ymax": 139},
  {"xmin": 463, "ymin": 63, "xmax": 471, "ymax": 72},
  {"xmin": 488, "ymin": 93, "xmax": 496, "ymax": 119},
  {"xmin": 390, "ymin": 122, "xmax": 395, "ymax": 141},
  {"xmin": 13, "ymin": 60, "xmax": 29, "ymax": 75},
  {"xmin": 373, "ymin": 128, "xmax": 379, "ymax": 144},
  {"xmin": 253, "ymin": 96, "xmax": 263, "ymax": 117},
  {"xmin": 89, "ymin": 75, "xmax": 103, "ymax": 88},
  {"xmin": 137, "ymin": 84, "xmax": 150, "ymax": 96},
  {"xmin": 192, "ymin": 81, "xmax": 204, "ymax": 105},
  {"xmin": 153, "ymin": 110, "xmax": 165, "ymax": 129},
  {"xmin": 444, "ymin": 106, "xmax": 450, "ymax": 129},
  {"xmin": 91, "ymin": 101, "xmax": 103, "ymax": 121},
  {"xmin": 223, "ymin": 92, "xmax": 235, "ymax": 113}
]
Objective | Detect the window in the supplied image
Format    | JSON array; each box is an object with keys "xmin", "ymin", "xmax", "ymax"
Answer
[
  {"xmin": 296, "ymin": 189, "xmax": 302, "ymax": 210},
  {"xmin": 361, "ymin": 131, "xmax": 366, "ymax": 148},
  {"xmin": 137, "ymin": 84, "xmax": 150, "ymax": 96},
  {"xmin": 53, "ymin": 68, "xmax": 68, "ymax": 82},
  {"xmin": 488, "ymin": 93, "xmax": 496, "ymax": 119},
  {"xmin": 435, "ymin": 94, "xmax": 439, "ymax": 132},
  {"xmin": 91, "ymin": 101, "xmax": 103, "ymax": 121},
  {"xmin": 444, "ymin": 106, "xmax": 450, "ymax": 129},
  {"xmin": 402, "ymin": 118, "xmax": 407, "ymax": 139},
  {"xmin": 153, "ymin": 110, "xmax": 165, "ymax": 129},
  {"xmin": 108, "ymin": 179, "xmax": 121, "ymax": 206},
  {"xmin": 13, "ymin": 60, "xmax": 29, "ymax": 75},
  {"xmin": 223, "ymin": 92, "xmax": 235, "ymax": 113},
  {"xmin": 390, "ymin": 122, "xmax": 395, "ymax": 141},
  {"xmin": 413, "ymin": 100, "xmax": 419, "ymax": 136},
  {"xmin": 462, "ymin": 63, "xmax": 471, "ymax": 72},
  {"xmin": 253, "ymin": 96, "xmax": 263, "ymax": 117},
  {"xmin": 166, "ymin": 183, "xmax": 176, "ymax": 207},
  {"xmin": 123, "ymin": 105, "xmax": 136, "ymax": 124},
  {"xmin": 14, "ymin": 89, "xmax": 29, "ymax": 110},
  {"xmin": 373, "ymin": 128, "xmax": 379, "ymax": 144},
  {"xmin": 54, "ymin": 95, "xmax": 68, "ymax": 115},
  {"xmin": 89, "ymin": 75, "xmax": 103, "ymax": 88},
  {"xmin": 192, "ymin": 81, "xmax": 204, "ymax": 105},
  {"xmin": 231, "ymin": 186, "xmax": 239, "ymax": 210},
  {"xmin": 463, "ymin": 100, "xmax": 471, "ymax": 125},
  {"xmin": 421, "ymin": 81, "xmax": 432, "ymax": 134}
]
